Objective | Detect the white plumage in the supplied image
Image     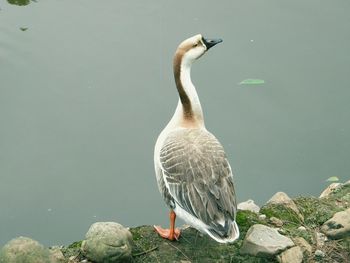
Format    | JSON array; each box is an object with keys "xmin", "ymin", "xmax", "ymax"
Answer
[{"xmin": 154, "ymin": 34, "xmax": 239, "ymax": 243}]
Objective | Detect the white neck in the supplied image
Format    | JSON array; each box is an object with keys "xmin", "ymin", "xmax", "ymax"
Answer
[{"xmin": 168, "ymin": 57, "xmax": 205, "ymax": 129}]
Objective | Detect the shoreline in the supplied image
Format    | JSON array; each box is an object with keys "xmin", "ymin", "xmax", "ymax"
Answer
[{"xmin": 1, "ymin": 181, "xmax": 349, "ymax": 263}]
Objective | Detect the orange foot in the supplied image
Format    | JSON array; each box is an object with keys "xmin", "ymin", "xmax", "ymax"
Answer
[{"xmin": 154, "ymin": 225, "xmax": 181, "ymax": 241}]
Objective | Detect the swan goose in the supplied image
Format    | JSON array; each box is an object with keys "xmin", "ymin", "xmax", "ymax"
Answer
[{"xmin": 154, "ymin": 34, "xmax": 239, "ymax": 243}]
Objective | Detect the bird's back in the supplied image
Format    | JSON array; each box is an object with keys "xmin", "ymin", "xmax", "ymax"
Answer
[{"xmin": 155, "ymin": 128, "xmax": 239, "ymax": 243}]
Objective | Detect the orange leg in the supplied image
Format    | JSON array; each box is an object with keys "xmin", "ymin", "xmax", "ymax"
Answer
[{"xmin": 154, "ymin": 210, "xmax": 181, "ymax": 241}]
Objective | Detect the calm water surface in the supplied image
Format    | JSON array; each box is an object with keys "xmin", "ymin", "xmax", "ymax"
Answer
[{"xmin": 0, "ymin": 0, "xmax": 349, "ymax": 246}]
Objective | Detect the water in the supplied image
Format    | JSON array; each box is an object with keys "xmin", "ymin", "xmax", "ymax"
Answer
[{"xmin": 0, "ymin": 0, "xmax": 349, "ymax": 246}]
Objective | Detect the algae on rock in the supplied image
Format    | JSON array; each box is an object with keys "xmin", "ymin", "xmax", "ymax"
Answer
[{"xmin": 0, "ymin": 237, "xmax": 50, "ymax": 263}]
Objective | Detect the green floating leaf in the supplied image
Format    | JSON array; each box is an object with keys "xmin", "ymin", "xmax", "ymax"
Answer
[
  {"xmin": 239, "ymin": 79, "xmax": 265, "ymax": 85},
  {"xmin": 20, "ymin": 27, "xmax": 28, "ymax": 31},
  {"xmin": 326, "ymin": 176, "xmax": 339, "ymax": 182}
]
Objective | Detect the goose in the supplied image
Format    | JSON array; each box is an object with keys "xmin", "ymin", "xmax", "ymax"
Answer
[{"xmin": 154, "ymin": 34, "xmax": 239, "ymax": 243}]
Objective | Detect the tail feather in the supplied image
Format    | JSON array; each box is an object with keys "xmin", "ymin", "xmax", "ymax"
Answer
[{"xmin": 205, "ymin": 220, "xmax": 239, "ymax": 243}]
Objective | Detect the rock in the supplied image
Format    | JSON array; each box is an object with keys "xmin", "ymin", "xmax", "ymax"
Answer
[
  {"xmin": 277, "ymin": 246, "xmax": 303, "ymax": 263},
  {"xmin": 49, "ymin": 247, "xmax": 65, "ymax": 263},
  {"xmin": 321, "ymin": 208, "xmax": 350, "ymax": 239},
  {"xmin": 266, "ymin": 192, "xmax": 304, "ymax": 221},
  {"xmin": 277, "ymin": 228, "xmax": 286, "ymax": 235},
  {"xmin": 314, "ymin": 249, "xmax": 325, "ymax": 258},
  {"xmin": 81, "ymin": 222, "xmax": 133, "ymax": 263},
  {"xmin": 292, "ymin": 237, "xmax": 312, "ymax": 255},
  {"xmin": 238, "ymin": 199, "xmax": 260, "ymax": 213},
  {"xmin": 68, "ymin": 256, "xmax": 78, "ymax": 263},
  {"xmin": 297, "ymin": 226, "xmax": 306, "ymax": 232},
  {"xmin": 315, "ymin": 232, "xmax": 327, "ymax": 247},
  {"xmin": 259, "ymin": 214, "xmax": 267, "ymax": 220},
  {"xmin": 0, "ymin": 236, "xmax": 50, "ymax": 263},
  {"xmin": 240, "ymin": 224, "xmax": 294, "ymax": 257},
  {"xmin": 269, "ymin": 216, "xmax": 283, "ymax": 227},
  {"xmin": 319, "ymin": 183, "xmax": 342, "ymax": 198}
]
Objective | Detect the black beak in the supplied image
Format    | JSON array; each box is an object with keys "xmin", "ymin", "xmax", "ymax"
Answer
[{"xmin": 202, "ymin": 37, "xmax": 223, "ymax": 50}]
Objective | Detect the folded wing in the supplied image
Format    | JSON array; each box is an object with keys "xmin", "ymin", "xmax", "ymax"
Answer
[{"xmin": 159, "ymin": 128, "xmax": 237, "ymax": 238}]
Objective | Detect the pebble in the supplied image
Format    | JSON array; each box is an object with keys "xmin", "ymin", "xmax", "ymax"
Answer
[
  {"xmin": 259, "ymin": 214, "xmax": 267, "ymax": 220},
  {"xmin": 314, "ymin": 249, "xmax": 325, "ymax": 258},
  {"xmin": 297, "ymin": 226, "xmax": 306, "ymax": 231},
  {"xmin": 270, "ymin": 216, "xmax": 283, "ymax": 227}
]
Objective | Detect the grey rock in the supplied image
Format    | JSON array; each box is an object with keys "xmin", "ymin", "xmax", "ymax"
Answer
[
  {"xmin": 0, "ymin": 236, "xmax": 50, "ymax": 263},
  {"xmin": 292, "ymin": 237, "xmax": 312, "ymax": 255},
  {"xmin": 267, "ymin": 192, "xmax": 292, "ymax": 205},
  {"xmin": 49, "ymin": 247, "xmax": 65, "ymax": 263},
  {"xmin": 277, "ymin": 228, "xmax": 286, "ymax": 235},
  {"xmin": 259, "ymin": 214, "xmax": 267, "ymax": 220},
  {"xmin": 297, "ymin": 226, "xmax": 306, "ymax": 232},
  {"xmin": 266, "ymin": 192, "xmax": 304, "ymax": 221},
  {"xmin": 321, "ymin": 208, "xmax": 350, "ymax": 239},
  {"xmin": 240, "ymin": 224, "xmax": 294, "ymax": 257},
  {"xmin": 238, "ymin": 199, "xmax": 260, "ymax": 213},
  {"xmin": 269, "ymin": 216, "xmax": 283, "ymax": 227},
  {"xmin": 319, "ymin": 183, "xmax": 342, "ymax": 198},
  {"xmin": 81, "ymin": 222, "xmax": 132, "ymax": 263},
  {"xmin": 314, "ymin": 249, "xmax": 325, "ymax": 258},
  {"xmin": 277, "ymin": 246, "xmax": 303, "ymax": 263}
]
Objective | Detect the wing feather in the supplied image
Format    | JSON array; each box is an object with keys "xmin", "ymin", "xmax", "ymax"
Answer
[{"xmin": 159, "ymin": 129, "xmax": 237, "ymax": 228}]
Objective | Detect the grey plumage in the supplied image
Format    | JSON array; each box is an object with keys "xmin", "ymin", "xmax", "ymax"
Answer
[{"xmin": 156, "ymin": 128, "xmax": 237, "ymax": 238}]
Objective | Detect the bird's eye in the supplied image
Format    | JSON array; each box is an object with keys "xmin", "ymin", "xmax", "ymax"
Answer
[{"xmin": 193, "ymin": 43, "xmax": 198, "ymax": 47}]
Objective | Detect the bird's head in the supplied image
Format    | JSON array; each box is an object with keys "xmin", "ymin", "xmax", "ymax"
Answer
[{"xmin": 175, "ymin": 34, "xmax": 223, "ymax": 65}]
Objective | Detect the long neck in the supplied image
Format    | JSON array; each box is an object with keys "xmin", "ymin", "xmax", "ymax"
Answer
[{"xmin": 171, "ymin": 51, "xmax": 204, "ymax": 128}]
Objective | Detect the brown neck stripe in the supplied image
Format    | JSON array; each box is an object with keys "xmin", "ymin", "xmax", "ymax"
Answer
[{"xmin": 173, "ymin": 50, "xmax": 193, "ymax": 120}]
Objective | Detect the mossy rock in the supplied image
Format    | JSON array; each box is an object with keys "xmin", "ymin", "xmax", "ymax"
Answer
[
  {"xmin": 58, "ymin": 185, "xmax": 350, "ymax": 262},
  {"xmin": 60, "ymin": 210, "xmax": 272, "ymax": 263},
  {"xmin": 0, "ymin": 237, "xmax": 50, "ymax": 263},
  {"xmin": 323, "ymin": 183, "xmax": 350, "ymax": 207},
  {"xmin": 130, "ymin": 225, "xmax": 276, "ymax": 263}
]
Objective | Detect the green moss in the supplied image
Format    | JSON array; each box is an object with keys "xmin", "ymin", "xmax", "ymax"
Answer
[
  {"xmin": 127, "ymin": 211, "xmax": 282, "ymax": 262},
  {"xmin": 130, "ymin": 227, "xmax": 143, "ymax": 241},
  {"xmin": 236, "ymin": 210, "xmax": 265, "ymax": 234},
  {"xmin": 129, "ymin": 225, "xmax": 278, "ymax": 263},
  {"xmin": 61, "ymin": 240, "xmax": 82, "ymax": 259},
  {"xmin": 260, "ymin": 204, "xmax": 302, "ymax": 225},
  {"xmin": 67, "ymin": 241, "xmax": 82, "ymax": 249},
  {"xmin": 294, "ymin": 196, "xmax": 340, "ymax": 227},
  {"xmin": 281, "ymin": 223, "xmax": 313, "ymax": 244}
]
